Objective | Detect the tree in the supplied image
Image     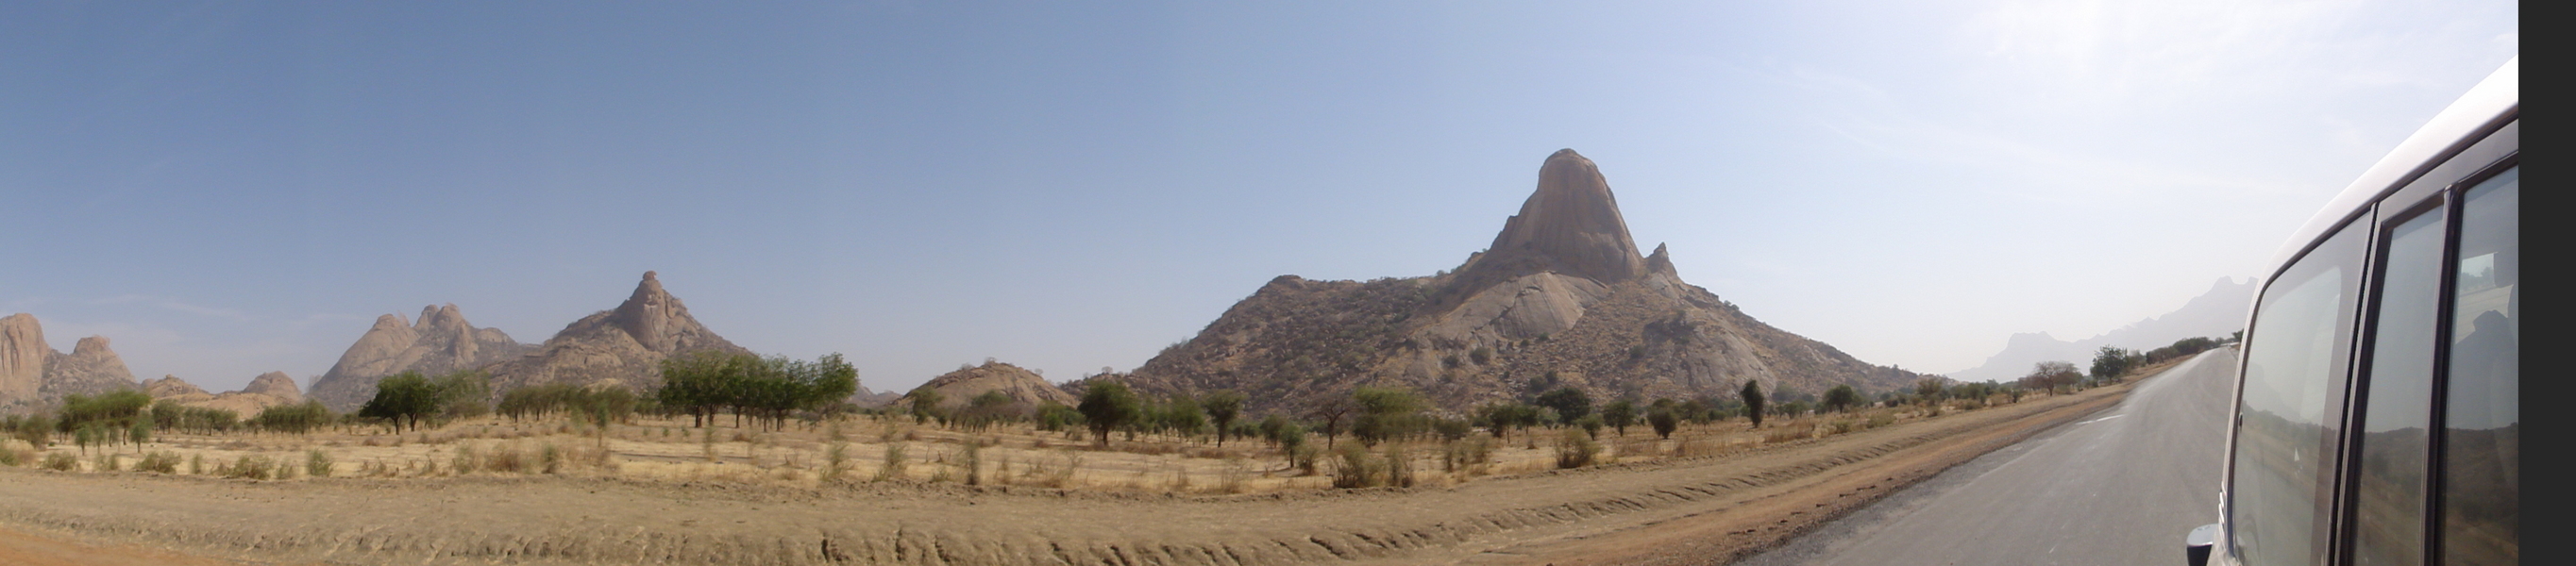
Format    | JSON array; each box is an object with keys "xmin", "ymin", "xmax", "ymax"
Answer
[
  {"xmin": 1534, "ymin": 387, "xmax": 1593, "ymax": 424},
  {"xmin": 1602, "ymin": 400, "xmax": 1639, "ymax": 437},
  {"xmin": 2020, "ymin": 360, "xmax": 2083, "ymax": 393},
  {"xmin": 1202, "ymin": 391, "xmax": 1246, "ymax": 446},
  {"xmin": 1076, "ymin": 381, "xmax": 1142, "ymax": 447},
  {"xmin": 1306, "ymin": 393, "xmax": 1358, "ymax": 449},
  {"xmin": 1351, "ymin": 386, "xmax": 1424, "ymax": 446},
  {"xmin": 1740, "ymin": 380, "xmax": 1768, "ymax": 428},
  {"xmin": 1913, "ymin": 377, "xmax": 1948, "ymax": 404},
  {"xmin": 1646, "ymin": 401, "xmax": 1680, "ymax": 440},
  {"xmin": 905, "ymin": 386, "xmax": 947, "ymax": 425},
  {"xmin": 2090, "ymin": 345, "xmax": 2134, "ymax": 384},
  {"xmin": 1821, "ymin": 385, "xmax": 1862, "ymax": 413},
  {"xmin": 360, "ymin": 372, "xmax": 441, "ymax": 432}
]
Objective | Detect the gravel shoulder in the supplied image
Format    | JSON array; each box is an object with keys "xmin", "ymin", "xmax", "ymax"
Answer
[{"xmin": 0, "ymin": 385, "xmax": 2132, "ymax": 566}]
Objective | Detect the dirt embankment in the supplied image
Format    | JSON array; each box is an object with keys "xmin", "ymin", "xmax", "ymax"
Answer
[{"xmin": 0, "ymin": 385, "xmax": 2133, "ymax": 566}]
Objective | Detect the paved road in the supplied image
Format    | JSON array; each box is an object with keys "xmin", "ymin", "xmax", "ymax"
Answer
[{"xmin": 1734, "ymin": 347, "xmax": 2237, "ymax": 566}]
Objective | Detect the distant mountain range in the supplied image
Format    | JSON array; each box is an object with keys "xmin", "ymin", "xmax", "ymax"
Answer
[{"xmin": 1942, "ymin": 276, "xmax": 2254, "ymax": 383}]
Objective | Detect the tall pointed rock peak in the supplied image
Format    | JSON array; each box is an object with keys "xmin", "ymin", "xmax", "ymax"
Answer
[
  {"xmin": 1, "ymin": 313, "xmax": 48, "ymax": 404},
  {"xmin": 1476, "ymin": 149, "xmax": 1647, "ymax": 284},
  {"xmin": 612, "ymin": 271, "xmax": 680, "ymax": 351},
  {"xmin": 480, "ymin": 270, "xmax": 749, "ymax": 393}
]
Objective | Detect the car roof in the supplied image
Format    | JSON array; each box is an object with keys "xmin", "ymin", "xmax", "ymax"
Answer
[{"xmin": 2263, "ymin": 57, "xmax": 2518, "ymax": 278}]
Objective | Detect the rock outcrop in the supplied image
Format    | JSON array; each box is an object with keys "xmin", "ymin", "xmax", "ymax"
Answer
[
  {"xmin": 1, "ymin": 314, "xmax": 47, "ymax": 408},
  {"xmin": 146, "ymin": 372, "xmax": 306, "ymax": 415},
  {"xmin": 1, "ymin": 313, "xmax": 142, "ymax": 412},
  {"xmin": 480, "ymin": 272, "xmax": 751, "ymax": 394},
  {"xmin": 898, "ymin": 361, "xmax": 1078, "ymax": 409},
  {"xmin": 143, "ymin": 375, "xmax": 212, "ymax": 400},
  {"xmin": 1119, "ymin": 150, "xmax": 1923, "ymax": 414},
  {"xmin": 309, "ymin": 304, "xmax": 534, "ymax": 411}
]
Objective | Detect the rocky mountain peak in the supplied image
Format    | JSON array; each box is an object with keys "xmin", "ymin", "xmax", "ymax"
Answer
[
  {"xmin": 1469, "ymin": 149, "xmax": 1648, "ymax": 285},
  {"xmin": 478, "ymin": 271, "xmax": 748, "ymax": 394},
  {"xmin": 611, "ymin": 270, "xmax": 699, "ymax": 353},
  {"xmin": 70, "ymin": 335, "xmax": 112, "ymax": 357},
  {"xmin": 1, "ymin": 313, "xmax": 46, "ymax": 403},
  {"xmin": 311, "ymin": 303, "xmax": 533, "ymax": 411},
  {"xmin": 143, "ymin": 375, "xmax": 210, "ymax": 398}
]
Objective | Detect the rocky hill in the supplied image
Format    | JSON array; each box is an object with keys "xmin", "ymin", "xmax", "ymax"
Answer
[
  {"xmin": 898, "ymin": 361, "xmax": 1078, "ymax": 408},
  {"xmin": 145, "ymin": 372, "xmax": 305, "ymax": 415},
  {"xmin": 308, "ymin": 304, "xmax": 536, "ymax": 411},
  {"xmin": 479, "ymin": 271, "xmax": 752, "ymax": 394},
  {"xmin": 1118, "ymin": 150, "xmax": 1922, "ymax": 414},
  {"xmin": 1, "ymin": 313, "xmax": 142, "ymax": 413}
]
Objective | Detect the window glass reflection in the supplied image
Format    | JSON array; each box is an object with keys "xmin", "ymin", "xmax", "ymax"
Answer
[
  {"xmin": 2442, "ymin": 167, "xmax": 2516, "ymax": 564},
  {"xmin": 2229, "ymin": 221, "xmax": 2365, "ymax": 566},
  {"xmin": 2349, "ymin": 204, "xmax": 2442, "ymax": 566}
]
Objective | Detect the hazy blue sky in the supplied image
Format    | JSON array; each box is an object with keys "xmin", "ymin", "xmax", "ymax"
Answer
[{"xmin": 2, "ymin": 1, "xmax": 2516, "ymax": 392}]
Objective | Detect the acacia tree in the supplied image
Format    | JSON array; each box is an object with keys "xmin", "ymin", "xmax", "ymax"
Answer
[
  {"xmin": 360, "ymin": 372, "xmax": 441, "ymax": 432},
  {"xmin": 1351, "ymin": 386, "xmax": 1424, "ymax": 446},
  {"xmin": 1821, "ymin": 385, "xmax": 1862, "ymax": 413},
  {"xmin": 2091, "ymin": 346, "xmax": 2135, "ymax": 383},
  {"xmin": 1077, "ymin": 381, "xmax": 1142, "ymax": 447},
  {"xmin": 1603, "ymin": 400, "xmax": 1639, "ymax": 437},
  {"xmin": 1202, "ymin": 391, "xmax": 1246, "ymax": 446},
  {"xmin": 1740, "ymin": 380, "xmax": 1767, "ymax": 428},
  {"xmin": 1534, "ymin": 387, "xmax": 1592, "ymax": 424},
  {"xmin": 2021, "ymin": 360, "xmax": 2083, "ymax": 394},
  {"xmin": 651, "ymin": 351, "xmax": 857, "ymax": 430}
]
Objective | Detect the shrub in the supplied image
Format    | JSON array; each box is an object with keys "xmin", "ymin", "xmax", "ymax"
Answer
[
  {"xmin": 1289, "ymin": 442, "xmax": 1321, "ymax": 476},
  {"xmin": 541, "ymin": 443, "xmax": 564, "ymax": 474},
  {"xmin": 1554, "ymin": 429, "xmax": 1599, "ymax": 469},
  {"xmin": 875, "ymin": 442, "xmax": 907, "ymax": 482},
  {"xmin": 824, "ymin": 441, "xmax": 851, "ymax": 483},
  {"xmin": 1647, "ymin": 407, "xmax": 1680, "ymax": 440},
  {"xmin": 1442, "ymin": 437, "xmax": 1493, "ymax": 474},
  {"xmin": 1329, "ymin": 442, "xmax": 1386, "ymax": 489},
  {"xmin": 43, "ymin": 451, "xmax": 79, "ymax": 471},
  {"xmin": 306, "ymin": 449, "xmax": 333, "ymax": 477},
  {"xmin": 225, "ymin": 455, "xmax": 276, "ymax": 479},
  {"xmin": 138, "ymin": 451, "xmax": 182, "ymax": 474},
  {"xmin": 189, "ymin": 454, "xmax": 205, "ymax": 474},
  {"xmin": 93, "ymin": 451, "xmax": 119, "ymax": 472},
  {"xmin": 1383, "ymin": 444, "xmax": 1415, "ymax": 488}
]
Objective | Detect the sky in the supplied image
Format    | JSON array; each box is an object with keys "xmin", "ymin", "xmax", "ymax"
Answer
[{"xmin": 1, "ymin": 1, "xmax": 2517, "ymax": 393}]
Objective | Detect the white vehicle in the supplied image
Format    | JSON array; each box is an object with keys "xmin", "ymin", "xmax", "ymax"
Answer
[{"xmin": 2187, "ymin": 58, "xmax": 2517, "ymax": 566}]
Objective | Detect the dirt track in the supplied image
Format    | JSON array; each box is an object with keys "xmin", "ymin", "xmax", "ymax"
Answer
[{"xmin": 0, "ymin": 385, "xmax": 2130, "ymax": 566}]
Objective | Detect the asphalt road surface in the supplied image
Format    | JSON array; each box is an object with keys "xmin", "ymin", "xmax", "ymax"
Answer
[{"xmin": 1734, "ymin": 347, "xmax": 2237, "ymax": 566}]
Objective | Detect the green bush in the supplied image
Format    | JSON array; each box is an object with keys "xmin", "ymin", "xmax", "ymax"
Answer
[
  {"xmin": 1329, "ymin": 442, "xmax": 1387, "ymax": 489},
  {"xmin": 305, "ymin": 449, "xmax": 333, "ymax": 477},
  {"xmin": 223, "ymin": 455, "xmax": 276, "ymax": 479},
  {"xmin": 1554, "ymin": 429, "xmax": 1600, "ymax": 469},
  {"xmin": 43, "ymin": 452, "xmax": 78, "ymax": 471},
  {"xmin": 138, "ymin": 451, "xmax": 183, "ymax": 474}
]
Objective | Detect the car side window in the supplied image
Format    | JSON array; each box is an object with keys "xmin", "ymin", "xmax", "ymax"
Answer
[
  {"xmin": 2440, "ymin": 166, "xmax": 2516, "ymax": 564},
  {"xmin": 2347, "ymin": 202, "xmax": 2444, "ymax": 566},
  {"xmin": 2231, "ymin": 219, "xmax": 2367, "ymax": 566}
]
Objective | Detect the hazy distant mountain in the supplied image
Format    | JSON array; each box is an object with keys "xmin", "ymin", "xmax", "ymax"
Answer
[
  {"xmin": 1944, "ymin": 276, "xmax": 2255, "ymax": 382},
  {"xmin": 308, "ymin": 304, "xmax": 536, "ymax": 411},
  {"xmin": 1, "ymin": 313, "xmax": 141, "ymax": 412},
  {"xmin": 479, "ymin": 271, "xmax": 752, "ymax": 394},
  {"xmin": 1113, "ymin": 150, "xmax": 1923, "ymax": 414}
]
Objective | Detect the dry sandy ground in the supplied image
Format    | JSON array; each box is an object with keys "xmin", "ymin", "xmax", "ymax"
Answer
[{"xmin": 0, "ymin": 384, "xmax": 2135, "ymax": 566}]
